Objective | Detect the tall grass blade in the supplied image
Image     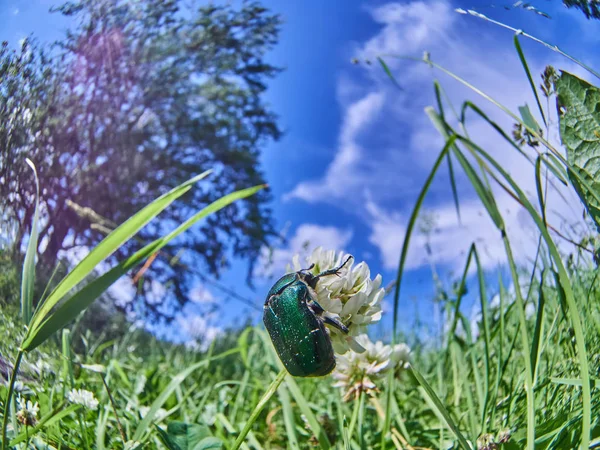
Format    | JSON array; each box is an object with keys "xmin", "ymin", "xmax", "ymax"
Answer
[
  {"xmin": 462, "ymin": 10, "xmax": 600, "ymax": 80},
  {"xmin": 457, "ymin": 134, "xmax": 591, "ymax": 448},
  {"xmin": 391, "ymin": 134, "xmax": 456, "ymax": 336},
  {"xmin": 26, "ymin": 170, "xmax": 212, "ymax": 337},
  {"xmin": 531, "ymin": 271, "xmax": 546, "ymax": 383},
  {"xmin": 514, "ymin": 35, "xmax": 547, "ymax": 127},
  {"xmin": 231, "ymin": 370, "xmax": 287, "ymax": 450},
  {"xmin": 410, "ymin": 367, "xmax": 471, "ymax": 450},
  {"xmin": 132, "ymin": 349, "xmax": 239, "ymax": 441},
  {"xmin": 22, "ymin": 184, "xmax": 264, "ymax": 351},
  {"xmin": 277, "ymin": 383, "xmax": 299, "ymax": 450},
  {"xmin": 377, "ymin": 57, "xmax": 402, "ymax": 90},
  {"xmin": 21, "ymin": 158, "xmax": 40, "ymax": 324}
]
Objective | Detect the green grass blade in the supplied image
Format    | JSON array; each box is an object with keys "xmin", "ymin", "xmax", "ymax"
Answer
[
  {"xmin": 26, "ymin": 170, "xmax": 212, "ymax": 336},
  {"xmin": 450, "ymin": 144, "xmax": 504, "ymax": 230},
  {"xmin": 411, "ymin": 366, "xmax": 471, "ymax": 450},
  {"xmin": 432, "ymin": 82, "xmax": 462, "ymax": 221},
  {"xmin": 21, "ymin": 158, "xmax": 40, "ymax": 324},
  {"xmin": 132, "ymin": 349, "xmax": 239, "ymax": 442},
  {"xmin": 22, "ymin": 184, "xmax": 263, "ymax": 351},
  {"xmin": 231, "ymin": 369, "xmax": 287, "ymax": 450},
  {"xmin": 277, "ymin": 383, "xmax": 299, "ymax": 450},
  {"xmin": 514, "ymin": 35, "xmax": 547, "ymax": 127},
  {"xmin": 391, "ymin": 133, "xmax": 456, "ymax": 336},
  {"xmin": 286, "ymin": 376, "xmax": 331, "ymax": 449},
  {"xmin": 531, "ymin": 272, "xmax": 546, "ymax": 383},
  {"xmin": 535, "ymin": 156, "xmax": 547, "ymax": 225},
  {"xmin": 377, "ymin": 57, "xmax": 402, "ymax": 90},
  {"xmin": 9, "ymin": 404, "xmax": 81, "ymax": 446},
  {"xmin": 473, "ymin": 248, "xmax": 491, "ymax": 429},
  {"xmin": 457, "ymin": 134, "xmax": 591, "ymax": 449},
  {"xmin": 464, "ymin": 10, "xmax": 600, "ymax": 80}
]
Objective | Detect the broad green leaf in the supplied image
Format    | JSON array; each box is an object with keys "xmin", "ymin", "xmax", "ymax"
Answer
[
  {"xmin": 21, "ymin": 159, "xmax": 40, "ymax": 324},
  {"xmin": 518, "ymin": 104, "xmax": 542, "ymax": 134},
  {"xmin": 22, "ymin": 184, "xmax": 263, "ymax": 351},
  {"xmin": 556, "ymin": 71, "xmax": 600, "ymax": 230},
  {"xmin": 194, "ymin": 437, "xmax": 223, "ymax": 450},
  {"xmin": 26, "ymin": 170, "xmax": 212, "ymax": 337},
  {"xmin": 155, "ymin": 422, "xmax": 220, "ymax": 450}
]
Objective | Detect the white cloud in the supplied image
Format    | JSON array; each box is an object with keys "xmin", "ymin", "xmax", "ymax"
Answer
[
  {"xmin": 259, "ymin": 223, "xmax": 353, "ymax": 277},
  {"xmin": 188, "ymin": 285, "xmax": 215, "ymax": 304},
  {"xmin": 285, "ymin": 0, "xmax": 593, "ymax": 273},
  {"xmin": 286, "ymin": 92, "xmax": 385, "ymax": 203},
  {"xmin": 177, "ymin": 314, "xmax": 222, "ymax": 351}
]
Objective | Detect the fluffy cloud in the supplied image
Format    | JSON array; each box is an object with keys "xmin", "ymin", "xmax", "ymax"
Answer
[
  {"xmin": 286, "ymin": 0, "xmax": 591, "ymax": 273},
  {"xmin": 286, "ymin": 92, "xmax": 385, "ymax": 203},
  {"xmin": 260, "ymin": 223, "xmax": 353, "ymax": 277},
  {"xmin": 177, "ymin": 314, "xmax": 222, "ymax": 351},
  {"xmin": 188, "ymin": 285, "xmax": 216, "ymax": 304}
]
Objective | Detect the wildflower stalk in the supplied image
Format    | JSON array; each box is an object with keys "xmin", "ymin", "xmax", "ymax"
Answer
[
  {"xmin": 231, "ymin": 369, "xmax": 286, "ymax": 450},
  {"xmin": 347, "ymin": 390, "xmax": 364, "ymax": 443},
  {"xmin": 1, "ymin": 350, "xmax": 23, "ymax": 450},
  {"xmin": 101, "ymin": 375, "xmax": 127, "ymax": 444}
]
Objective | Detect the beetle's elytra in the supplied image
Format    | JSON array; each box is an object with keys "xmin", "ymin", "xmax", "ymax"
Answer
[{"xmin": 263, "ymin": 257, "xmax": 351, "ymax": 377}]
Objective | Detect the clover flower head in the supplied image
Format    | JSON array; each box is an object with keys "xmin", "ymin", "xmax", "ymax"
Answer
[
  {"xmin": 67, "ymin": 388, "xmax": 99, "ymax": 410},
  {"xmin": 332, "ymin": 334, "xmax": 411, "ymax": 401},
  {"xmin": 288, "ymin": 247, "xmax": 384, "ymax": 354},
  {"xmin": 139, "ymin": 405, "xmax": 168, "ymax": 423},
  {"xmin": 16, "ymin": 396, "xmax": 39, "ymax": 426}
]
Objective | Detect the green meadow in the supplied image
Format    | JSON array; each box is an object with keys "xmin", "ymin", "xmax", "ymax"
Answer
[{"xmin": 2, "ymin": 4, "xmax": 600, "ymax": 450}]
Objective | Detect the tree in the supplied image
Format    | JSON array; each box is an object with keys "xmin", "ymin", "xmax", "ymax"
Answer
[
  {"xmin": 0, "ymin": 0, "xmax": 282, "ymax": 319},
  {"xmin": 563, "ymin": 0, "xmax": 600, "ymax": 19}
]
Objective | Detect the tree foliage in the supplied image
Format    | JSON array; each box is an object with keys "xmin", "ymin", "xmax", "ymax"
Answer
[
  {"xmin": 0, "ymin": 0, "xmax": 282, "ymax": 319},
  {"xmin": 563, "ymin": 0, "xmax": 600, "ymax": 19}
]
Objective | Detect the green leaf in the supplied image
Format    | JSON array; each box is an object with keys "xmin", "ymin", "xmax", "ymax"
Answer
[
  {"xmin": 22, "ymin": 184, "xmax": 263, "ymax": 351},
  {"xmin": 26, "ymin": 170, "xmax": 212, "ymax": 338},
  {"xmin": 556, "ymin": 71, "xmax": 600, "ymax": 230},
  {"xmin": 518, "ymin": 104, "xmax": 542, "ymax": 134},
  {"xmin": 194, "ymin": 437, "xmax": 223, "ymax": 450},
  {"xmin": 155, "ymin": 422, "xmax": 220, "ymax": 450},
  {"xmin": 21, "ymin": 159, "xmax": 40, "ymax": 324}
]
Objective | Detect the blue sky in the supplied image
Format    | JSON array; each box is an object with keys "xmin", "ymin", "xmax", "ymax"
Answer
[{"xmin": 3, "ymin": 1, "xmax": 600, "ymax": 344}]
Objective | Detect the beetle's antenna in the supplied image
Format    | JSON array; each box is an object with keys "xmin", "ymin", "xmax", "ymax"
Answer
[
  {"xmin": 314, "ymin": 255, "xmax": 353, "ymax": 280},
  {"xmin": 300, "ymin": 263, "xmax": 315, "ymax": 272}
]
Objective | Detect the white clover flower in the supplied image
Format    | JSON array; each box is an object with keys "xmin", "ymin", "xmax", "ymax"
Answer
[
  {"xmin": 139, "ymin": 406, "xmax": 168, "ymax": 423},
  {"xmin": 16, "ymin": 396, "xmax": 39, "ymax": 426},
  {"xmin": 67, "ymin": 388, "xmax": 99, "ymax": 410},
  {"xmin": 288, "ymin": 247, "xmax": 384, "ymax": 353},
  {"xmin": 201, "ymin": 403, "xmax": 217, "ymax": 426},
  {"xmin": 332, "ymin": 334, "xmax": 411, "ymax": 401}
]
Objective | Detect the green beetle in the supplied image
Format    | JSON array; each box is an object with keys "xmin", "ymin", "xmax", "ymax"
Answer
[{"xmin": 263, "ymin": 257, "xmax": 351, "ymax": 377}]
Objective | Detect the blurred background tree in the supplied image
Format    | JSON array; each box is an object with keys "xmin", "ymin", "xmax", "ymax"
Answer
[
  {"xmin": 0, "ymin": 0, "xmax": 281, "ymax": 320},
  {"xmin": 563, "ymin": 0, "xmax": 600, "ymax": 19}
]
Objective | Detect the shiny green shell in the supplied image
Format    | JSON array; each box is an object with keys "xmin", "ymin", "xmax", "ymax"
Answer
[{"xmin": 263, "ymin": 272, "xmax": 335, "ymax": 377}]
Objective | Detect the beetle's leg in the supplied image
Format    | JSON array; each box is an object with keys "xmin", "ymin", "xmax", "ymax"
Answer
[
  {"xmin": 315, "ymin": 255, "xmax": 353, "ymax": 280},
  {"xmin": 322, "ymin": 316, "xmax": 349, "ymax": 334},
  {"xmin": 308, "ymin": 298, "xmax": 325, "ymax": 314}
]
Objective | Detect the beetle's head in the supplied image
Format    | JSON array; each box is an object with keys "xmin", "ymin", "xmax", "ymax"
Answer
[{"xmin": 298, "ymin": 265, "xmax": 319, "ymax": 290}]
